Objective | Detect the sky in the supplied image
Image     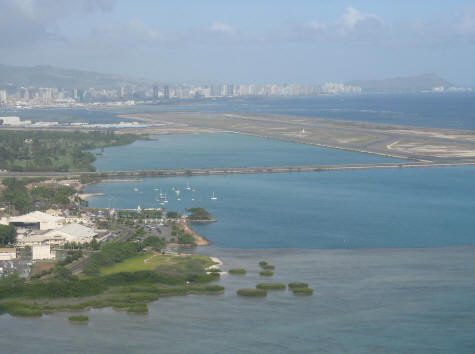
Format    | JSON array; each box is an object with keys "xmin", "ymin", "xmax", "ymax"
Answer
[{"xmin": 1, "ymin": 0, "xmax": 475, "ymax": 85}]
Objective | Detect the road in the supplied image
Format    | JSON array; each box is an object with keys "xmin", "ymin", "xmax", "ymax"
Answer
[{"xmin": 2, "ymin": 161, "xmax": 475, "ymax": 180}]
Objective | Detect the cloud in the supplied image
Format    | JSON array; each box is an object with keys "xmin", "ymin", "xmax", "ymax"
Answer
[
  {"xmin": 0, "ymin": 0, "xmax": 116, "ymax": 47},
  {"xmin": 210, "ymin": 22, "xmax": 235, "ymax": 33},
  {"xmin": 339, "ymin": 7, "xmax": 382, "ymax": 29}
]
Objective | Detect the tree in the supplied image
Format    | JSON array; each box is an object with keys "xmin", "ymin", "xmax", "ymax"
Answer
[{"xmin": 0, "ymin": 225, "xmax": 16, "ymax": 246}]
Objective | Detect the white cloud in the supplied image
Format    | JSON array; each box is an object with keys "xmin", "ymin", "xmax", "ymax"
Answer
[
  {"xmin": 210, "ymin": 22, "xmax": 234, "ymax": 33},
  {"xmin": 339, "ymin": 7, "xmax": 382, "ymax": 29},
  {"xmin": 0, "ymin": 0, "xmax": 117, "ymax": 47}
]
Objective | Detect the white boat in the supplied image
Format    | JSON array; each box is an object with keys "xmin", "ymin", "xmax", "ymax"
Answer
[
  {"xmin": 211, "ymin": 192, "xmax": 218, "ymax": 200},
  {"xmin": 133, "ymin": 187, "xmax": 139, "ymax": 192},
  {"xmin": 185, "ymin": 182, "xmax": 192, "ymax": 191}
]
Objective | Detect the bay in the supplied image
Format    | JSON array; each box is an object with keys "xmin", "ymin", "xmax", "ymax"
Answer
[{"xmin": 85, "ymin": 167, "xmax": 475, "ymax": 249}]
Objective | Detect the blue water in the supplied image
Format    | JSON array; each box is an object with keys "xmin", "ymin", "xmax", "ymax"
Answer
[
  {"xmin": 128, "ymin": 93, "xmax": 475, "ymax": 130},
  {"xmin": 85, "ymin": 167, "xmax": 475, "ymax": 249},
  {"xmin": 2, "ymin": 246, "xmax": 474, "ymax": 353},
  {"xmin": 92, "ymin": 133, "xmax": 402, "ymax": 171}
]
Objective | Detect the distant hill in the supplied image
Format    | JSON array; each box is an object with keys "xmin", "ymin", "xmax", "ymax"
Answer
[
  {"xmin": 0, "ymin": 64, "xmax": 150, "ymax": 89},
  {"xmin": 347, "ymin": 73, "xmax": 454, "ymax": 93}
]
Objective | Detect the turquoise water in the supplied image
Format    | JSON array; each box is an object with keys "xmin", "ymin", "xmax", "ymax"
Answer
[
  {"xmin": 92, "ymin": 133, "xmax": 402, "ymax": 171},
  {"xmin": 1, "ymin": 246, "xmax": 474, "ymax": 353},
  {"xmin": 85, "ymin": 167, "xmax": 475, "ymax": 248}
]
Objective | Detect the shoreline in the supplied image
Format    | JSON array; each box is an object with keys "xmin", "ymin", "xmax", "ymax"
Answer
[{"xmin": 183, "ymin": 222, "xmax": 210, "ymax": 246}]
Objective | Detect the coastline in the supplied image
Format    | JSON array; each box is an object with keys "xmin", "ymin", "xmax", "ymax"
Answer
[{"xmin": 183, "ymin": 222, "xmax": 210, "ymax": 246}]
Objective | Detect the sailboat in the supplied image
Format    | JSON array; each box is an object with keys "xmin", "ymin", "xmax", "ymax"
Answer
[
  {"xmin": 185, "ymin": 181, "xmax": 192, "ymax": 191},
  {"xmin": 164, "ymin": 193, "xmax": 168, "ymax": 203},
  {"xmin": 211, "ymin": 192, "xmax": 218, "ymax": 200}
]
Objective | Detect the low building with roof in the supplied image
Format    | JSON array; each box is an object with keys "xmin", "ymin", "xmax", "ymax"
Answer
[
  {"xmin": 20, "ymin": 223, "xmax": 97, "ymax": 246},
  {"xmin": 32, "ymin": 245, "xmax": 55, "ymax": 260},
  {"xmin": 8, "ymin": 211, "xmax": 65, "ymax": 230},
  {"xmin": 0, "ymin": 248, "xmax": 16, "ymax": 261}
]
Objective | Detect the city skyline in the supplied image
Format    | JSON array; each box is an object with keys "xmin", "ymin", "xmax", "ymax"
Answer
[{"xmin": 1, "ymin": 0, "xmax": 475, "ymax": 85}]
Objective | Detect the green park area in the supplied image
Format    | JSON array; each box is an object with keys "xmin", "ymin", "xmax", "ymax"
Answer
[{"xmin": 0, "ymin": 130, "xmax": 140, "ymax": 172}]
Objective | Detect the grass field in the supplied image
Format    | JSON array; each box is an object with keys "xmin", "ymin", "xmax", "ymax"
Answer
[{"xmin": 99, "ymin": 252, "xmax": 214, "ymax": 275}]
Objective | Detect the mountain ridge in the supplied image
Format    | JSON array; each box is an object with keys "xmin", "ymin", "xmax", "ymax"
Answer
[{"xmin": 347, "ymin": 73, "xmax": 455, "ymax": 93}]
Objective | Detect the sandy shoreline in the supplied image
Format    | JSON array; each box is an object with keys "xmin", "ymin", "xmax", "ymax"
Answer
[
  {"xmin": 78, "ymin": 192, "xmax": 104, "ymax": 199},
  {"xmin": 183, "ymin": 222, "xmax": 210, "ymax": 246}
]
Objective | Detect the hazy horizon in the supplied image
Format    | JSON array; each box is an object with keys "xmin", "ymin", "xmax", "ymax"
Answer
[{"xmin": 1, "ymin": 0, "xmax": 475, "ymax": 86}]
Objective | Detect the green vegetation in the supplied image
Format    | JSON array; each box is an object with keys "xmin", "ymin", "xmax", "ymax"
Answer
[
  {"xmin": 170, "ymin": 225, "xmax": 196, "ymax": 246},
  {"xmin": 0, "ymin": 130, "xmax": 139, "ymax": 172},
  {"xmin": 259, "ymin": 261, "xmax": 275, "ymax": 270},
  {"xmin": 185, "ymin": 208, "xmax": 212, "ymax": 221},
  {"xmin": 166, "ymin": 211, "xmax": 180, "ymax": 219},
  {"xmin": 288, "ymin": 282, "xmax": 309, "ymax": 289},
  {"xmin": 228, "ymin": 268, "xmax": 247, "ymax": 275},
  {"xmin": 118, "ymin": 210, "xmax": 162, "ymax": 219},
  {"xmin": 127, "ymin": 303, "xmax": 148, "ymax": 314},
  {"xmin": 0, "ymin": 224, "xmax": 16, "ymax": 246},
  {"xmin": 0, "ymin": 302, "xmax": 43, "ymax": 317},
  {"xmin": 68, "ymin": 315, "xmax": 89, "ymax": 323},
  {"xmin": 292, "ymin": 288, "xmax": 314, "ymax": 296},
  {"xmin": 256, "ymin": 283, "xmax": 286, "ymax": 290},
  {"xmin": 0, "ymin": 178, "xmax": 76, "ymax": 213},
  {"xmin": 261, "ymin": 264, "xmax": 275, "ymax": 270},
  {"xmin": 84, "ymin": 241, "xmax": 141, "ymax": 276},
  {"xmin": 98, "ymin": 252, "xmax": 213, "ymax": 276},
  {"xmin": 177, "ymin": 233, "xmax": 195, "ymax": 245},
  {"xmin": 259, "ymin": 271, "xmax": 274, "ymax": 276},
  {"xmin": 237, "ymin": 288, "xmax": 267, "ymax": 297}
]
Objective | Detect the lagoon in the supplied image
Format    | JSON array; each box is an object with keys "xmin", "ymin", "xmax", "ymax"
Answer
[{"xmin": 91, "ymin": 133, "xmax": 402, "ymax": 171}]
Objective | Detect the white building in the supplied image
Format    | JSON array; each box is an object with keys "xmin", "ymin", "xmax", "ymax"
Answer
[
  {"xmin": 0, "ymin": 116, "xmax": 32, "ymax": 126},
  {"xmin": 0, "ymin": 248, "xmax": 16, "ymax": 261},
  {"xmin": 21, "ymin": 223, "xmax": 97, "ymax": 246},
  {"xmin": 32, "ymin": 245, "xmax": 55, "ymax": 260},
  {"xmin": 8, "ymin": 211, "xmax": 65, "ymax": 230}
]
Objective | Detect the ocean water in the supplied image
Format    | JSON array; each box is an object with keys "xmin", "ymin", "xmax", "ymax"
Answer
[
  {"xmin": 91, "ymin": 133, "xmax": 402, "ymax": 171},
  {"xmin": 85, "ymin": 167, "xmax": 475, "ymax": 249},
  {"xmin": 1, "ymin": 246, "xmax": 474, "ymax": 353},
  {"xmin": 128, "ymin": 93, "xmax": 475, "ymax": 130}
]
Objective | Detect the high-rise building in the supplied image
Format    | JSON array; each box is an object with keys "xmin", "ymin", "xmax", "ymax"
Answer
[
  {"xmin": 0, "ymin": 90, "xmax": 7, "ymax": 102},
  {"xmin": 223, "ymin": 84, "xmax": 234, "ymax": 96},
  {"xmin": 153, "ymin": 85, "xmax": 159, "ymax": 99},
  {"xmin": 163, "ymin": 86, "xmax": 170, "ymax": 99}
]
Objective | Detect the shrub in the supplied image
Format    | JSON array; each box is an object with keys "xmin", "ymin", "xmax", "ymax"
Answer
[
  {"xmin": 259, "ymin": 271, "xmax": 274, "ymax": 276},
  {"xmin": 292, "ymin": 288, "xmax": 314, "ymax": 296},
  {"xmin": 237, "ymin": 288, "xmax": 267, "ymax": 297},
  {"xmin": 228, "ymin": 268, "xmax": 246, "ymax": 275},
  {"xmin": 259, "ymin": 261, "xmax": 268, "ymax": 267},
  {"xmin": 261, "ymin": 264, "xmax": 275, "ymax": 270},
  {"xmin": 256, "ymin": 283, "xmax": 286, "ymax": 290},
  {"xmin": 288, "ymin": 282, "xmax": 309, "ymax": 289},
  {"xmin": 68, "ymin": 315, "xmax": 89, "ymax": 323},
  {"xmin": 127, "ymin": 303, "xmax": 148, "ymax": 314}
]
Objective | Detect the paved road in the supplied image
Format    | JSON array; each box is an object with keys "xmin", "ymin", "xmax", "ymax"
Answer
[{"xmin": 2, "ymin": 162, "xmax": 475, "ymax": 179}]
